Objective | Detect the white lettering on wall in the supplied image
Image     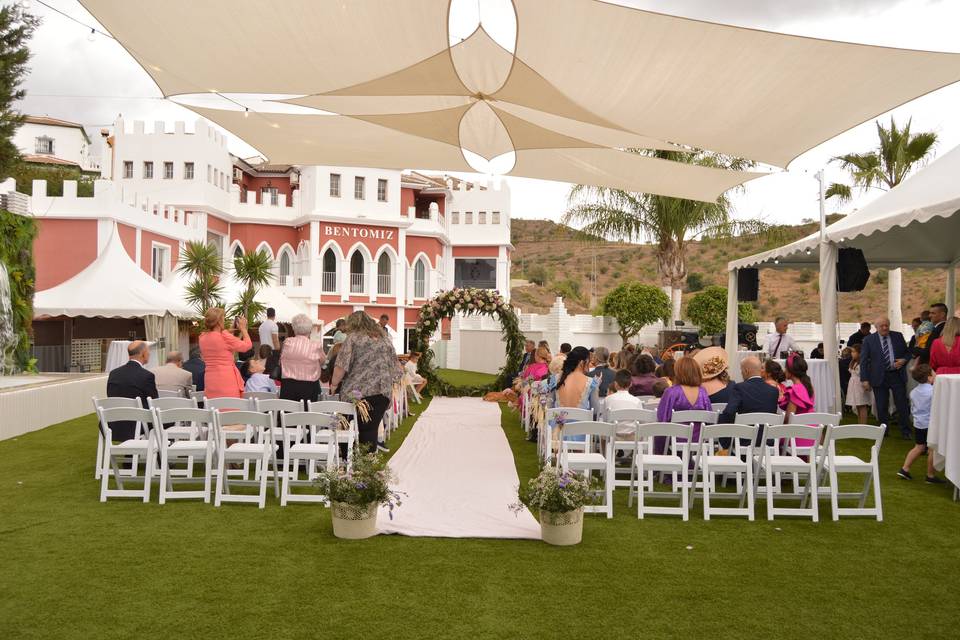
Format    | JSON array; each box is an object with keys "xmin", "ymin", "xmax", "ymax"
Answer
[{"xmin": 323, "ymin": 225, "xmax": 395, "ymax": 241}]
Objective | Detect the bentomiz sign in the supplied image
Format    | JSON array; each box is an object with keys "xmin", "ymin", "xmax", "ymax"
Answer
[{"xmin": 323, "ymin": 225, "xmax": 394, "ymax": 240}]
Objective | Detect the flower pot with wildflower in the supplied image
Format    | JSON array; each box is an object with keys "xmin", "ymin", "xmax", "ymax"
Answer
[
  {"xmin": 511, "ymin": 467, "xmax": 597, "ymax": 545},
  {"xmin": 315, "ymin": 448, "xmax": 405, "ymax": 539}
]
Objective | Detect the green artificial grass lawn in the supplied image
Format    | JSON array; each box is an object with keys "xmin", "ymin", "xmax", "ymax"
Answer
[
  {"xmin": 2, "ymin": 384, "xmax": 960, "ymax": 639},
  {"xmin": 435, "ymin": 367, "xmax": 498, "ymax": 387}
]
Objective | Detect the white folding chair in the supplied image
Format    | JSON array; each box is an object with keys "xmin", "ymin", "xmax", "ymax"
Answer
[
  {"xmin": 543, "ymin": 407, "xmax": 593, "ymax": 464},
  {"xmin": 700, "ymin": 423, "xmax": 758, "ymax": 520},
  {"xmin": 630, "ymin": 422, "xmax": 693, "ymax": 520},
  {"xmin": 213, "ymin": 410, "xmax": 278, "ymax": 508},
  {"xmin": 149, "ymin": 396, "xmax": 201, "ymax": 476},
  {"xmin": 152, "ymin": 407, "xmax": 215, "ymax": 503},
  {"xmin": 206, "ymin": 397, "xmax": 253, "ymax": 411},
  {"xmin": 735, "ymin": 412, "xmax": 785, "ymax": 493},
  {"xmin": 757, "ymin": 424, "xmax": 823, "ymax": 521},
  {"xmin": 308, "ymin": 400, "xmax": 359, "ymax": 472},
  {"xmin": 668, "ymin": 409, "xmax": 718, "ymax": 493},
  {"xmin": 96, "ymin": 406, "xmax": 156, "ymax": 503},
  {"xmin": 404, "ymin": 375, "xmax": 423, "ymax": 404},
  {"xmin": 711, "ymin": 403, "xmax": 727, "ymax": 414},
  {"xmin": 279, "ymin": 411, "xmax": 339, "ymax": 505},
  {"xmin": 821, "ymin": 424, "xmax": 885, "ymax": 521},
  {"xmin": 607, "ymin": 408, "xmax": 657, "ymax": 490},
  {"xmin": 92, "ymin": 396, "xmax": 142, "ymax": 479},
  {"xmin": 255, "ymin": 398, "xmax": 304, "ymax": 479},
  {"xmin": 786, "ymin": 412, "xmax": 840, "ymax": 493},
  {"xmin": 559, "ymin": 421, "xmax": 616, "ymax": 518},
  {"xmin": 189, "ymin": 390, "xmax": 205, "ymax": 406},
  {"xmin": 243, "ymin": 390, "xmax": 278, "ymax": 400},
  {"xmin": 158, "ymin": 389, "xmax": 186, "ymax": 398}
]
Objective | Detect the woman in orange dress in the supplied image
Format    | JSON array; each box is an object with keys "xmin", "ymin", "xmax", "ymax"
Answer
[{"xmin": 199, "ymin": 308, "xmax": 252, "ymax": 399}]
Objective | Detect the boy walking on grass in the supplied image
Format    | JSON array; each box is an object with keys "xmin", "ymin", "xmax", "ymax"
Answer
[{"xmin": 897, "ymin": 364, "xmax": 946, "ymax": 484}]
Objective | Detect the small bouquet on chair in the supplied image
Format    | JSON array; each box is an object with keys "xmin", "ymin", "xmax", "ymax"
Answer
[{"xmin": 344, "ymin": 388, "xmax": 372, "ymax": 428}]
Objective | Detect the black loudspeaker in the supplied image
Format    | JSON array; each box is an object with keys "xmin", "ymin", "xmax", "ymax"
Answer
[
  {"xmin": 737, "ymin": 268, "xmax": 759, "ymax": 302},
  {"xmin": 837, "ymin": 248, "xmax": 870, "ymax": 292}
]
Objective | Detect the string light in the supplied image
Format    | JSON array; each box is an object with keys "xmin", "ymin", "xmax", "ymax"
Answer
[
  {"xmin": 243, "ymin": 107, "xmax": 250, "ymax": 118},
  {"xmin": 86, "ymin": 28, "xmax": 95, "ymax": 42}
]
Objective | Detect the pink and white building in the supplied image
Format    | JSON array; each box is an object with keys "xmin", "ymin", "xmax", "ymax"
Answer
[{"xmin": 20, "ymin": 116, "xmax": 512, "ymax": 358}]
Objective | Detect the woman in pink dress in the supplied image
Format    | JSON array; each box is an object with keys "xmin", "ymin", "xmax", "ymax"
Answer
[
  {"xmin": 780, "ymin": 354, "xmax": 816, "ymax": 447},
  {"xmin": 521, "ymin": 346, "xmax": 551, "ymax": 382},
  {"xmin": 199, "ymin": 307, "xmax": 252, "ymax": 399}
]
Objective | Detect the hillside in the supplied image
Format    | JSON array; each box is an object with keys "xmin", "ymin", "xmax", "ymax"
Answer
[{"xmin": 509, "ymin": 218, "xmax": 954, "ymax": 323}]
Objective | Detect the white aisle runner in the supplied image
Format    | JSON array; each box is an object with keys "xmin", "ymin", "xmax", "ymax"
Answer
[{"xmin": 378, "ymin": 397, "xmax": 541, "ymax": 539}]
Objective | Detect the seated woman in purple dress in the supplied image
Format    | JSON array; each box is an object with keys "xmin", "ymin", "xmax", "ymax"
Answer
[
  {"xmin": 657, "ymin": 356, "xmax": 712, "ymax": 449},
  {"xmin": 780, "ymin": 354, "xmax": 817, "ymax": 447}
]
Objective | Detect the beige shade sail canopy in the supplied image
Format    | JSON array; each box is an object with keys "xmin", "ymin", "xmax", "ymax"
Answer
[{"xmin": 82, "ymin": 0, "xmax": 960, "ymax": 198}]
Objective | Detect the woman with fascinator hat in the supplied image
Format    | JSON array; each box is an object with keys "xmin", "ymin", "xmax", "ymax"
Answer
[{"xmin": 693, "ymin": 347, "xmax": 734, "ymax": 404}]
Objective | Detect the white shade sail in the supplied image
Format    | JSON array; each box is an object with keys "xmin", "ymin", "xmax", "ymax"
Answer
[
  {"xmin": 82, "ymin": 0, "xmax": 960, "ymax": 200},
  {"xmin": 34, "ymin": 224, "xmax": 194, "ymax": 319}
]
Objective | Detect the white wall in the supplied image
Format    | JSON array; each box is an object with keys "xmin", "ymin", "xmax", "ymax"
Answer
[
  {"xmin": 299, "ymin": 165, "xmax": 404, "ymax": 220},
  {"xmin": 14, "ymin": 122, "xmax": 97, "ymax": 170},
  {"xmin": 446, "ymin": 178, "xmax": 511, "ymax": 248}
]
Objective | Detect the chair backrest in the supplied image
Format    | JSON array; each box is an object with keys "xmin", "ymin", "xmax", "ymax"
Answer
[
  {"xmin": 607, "ymin": 408, "xmax": 657, "ymax": 425},
  {"xmin": 635, "ymin": 421, "xmax": 693, "ymax": 441},
  {"xmin": 702, "ymin": 422, "xmax": 759, "ymax": 443},
  {"xmin": 735, "ymin": 412, "xmax": 784, "ymax": 426},
  {"xmin": 558, "ymin": 420, "xmax": 617, "ymax": 439},
  {"xmin": 97, "ymin": 406, "xmax": 155, "ymax": 440},
  {"xmin": 148, "ymin": 396, "xmax": 198, "ymax": 410},
  {"xmin": 256, "ymin": 398, "xmax": 304, "ymax": 414},
  {"xmin": 280, "ymin": 411, "xmax": 339, "ymax": 448},
  {"xmin": 243, "ymin": 390, "xmax": 278, "ymax": 400},
  {"xmin": 671, "ymin": 410, "xmax": 719, "ymax": 425},
  {"xmin": 321, "ymin": 393, "xmax": 340, "ymax": 401},
  {"xmin": 189, "ymin": 390, "xmax": 205, "ymax": 403},
  {"xmin": 153, "ymin": 407, "xmax": 216, "ymax": 441},
  {"xmin": 215, "ymin": 409, "xmax": 273, "ymax": 430},
  {"xmin": 765, "ymin": 423, "xmax": 823, "ymax": 446},
  {"xmin": 92, "ymin": 396, "xmax": 142, "ymax": 411},
  {"xmin": 158, "ymin": 389, "xmax": 185, "ymax": 398},
  {"xmin": 825, "ymin": 423, "xmax": 885, "ymax": 444},
  {"xmin": 205, "ymin": 397, "xmax": 253, "ymax": 411},
  {"xmin": 711, "ymin": 403, "xmax": 727, "ymax": 414},
  {"xmin": 308, "ymin": 400, "xmax": 357, "ymax": 419},
  {"xmin": 546, "ymin": 407, "xmax": 593, "ymax": 423},
  {"xmin": 788, "ymin": 412, "xmax": 841, "ymax": 427}
]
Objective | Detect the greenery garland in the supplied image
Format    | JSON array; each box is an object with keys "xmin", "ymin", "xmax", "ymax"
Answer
[
  {"xmin": 409, "ymin": 288, "xmax": 524, "ymax": 397},
  {"xmin": 0, "ymin": 209, "xmax": 38, "ymax": 373}
]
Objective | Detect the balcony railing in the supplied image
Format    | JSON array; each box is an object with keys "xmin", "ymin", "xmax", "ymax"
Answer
[
  {"xmin": 278, "ymin": 274, "xmax": 288, "ymax": 286},
  {"xmin": 377, "ymin": 274, "xmax": 392, "ymax": 295},
  {"xmin": 350, "ymin": 273, "xmax": 365, "ymax": 294},
  {"xmin": 414, "ymin": 279, "xmax": 426, "ymax": 299},
  {"xmin": 321, "ymin": 271, "xmax": 337, "ymax": 293}
]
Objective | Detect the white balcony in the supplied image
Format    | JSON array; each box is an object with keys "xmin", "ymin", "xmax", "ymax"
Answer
[
  {"xmin": 377, "ymin": 273, "xmax": 392, "ymax": 295},
  {"xmin": 350, "ymin": 273, "xmax": 365, "ymax": 294},
  {"xmin": 322, "ymin": 271, "xmax": 337, "ymax": 293}
]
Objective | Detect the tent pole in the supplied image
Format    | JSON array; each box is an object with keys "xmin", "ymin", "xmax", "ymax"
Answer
[
  {"xmin": 816, "ymin": 171, "xmax": 841, "ymax": 414},
  {"xmin": 888, "ymin": 268, "xmax": 903, "ymax": 330},
  {"xmin": 947, "ymin": 260, "xmax": 957, "ymax": 313},
  {"xmin": 725, "ymin": 268, "xmax": 740, "ymax": 380}
]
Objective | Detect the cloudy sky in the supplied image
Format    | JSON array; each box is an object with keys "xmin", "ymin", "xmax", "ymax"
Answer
[{"xmin": 17, "ymin": 0, "xmax": 960, "ymax": 229}]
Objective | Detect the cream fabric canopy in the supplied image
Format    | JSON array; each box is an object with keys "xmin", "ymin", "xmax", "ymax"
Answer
[
  {"xmin": 34, "ymin": 225, "xmax": 194, "ymax": 319},
  {"xmin": 82, "ymin": 0, "xmax": 960, "ymax": 200}
]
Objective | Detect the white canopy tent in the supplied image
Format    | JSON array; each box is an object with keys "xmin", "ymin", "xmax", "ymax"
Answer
[
  {"xmin": 34, "ymin": 224, "xmax": 194, "ymax": 319},
  {"xmin": 81, "ymin": 0, "xmax": 960, "ymax": 201},
  {"xmin": 725, "ymin": 143, "xmax": 960, "ymax": 411}
]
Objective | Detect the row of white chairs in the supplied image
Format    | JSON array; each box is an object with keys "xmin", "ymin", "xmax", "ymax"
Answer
[
  {"xmin": 93, "ymin": 396, "xmax": 362, "ymax": 508},
  {"xmin": 547, "ymin": 407, "xmax": 884, "ymax": 522}
]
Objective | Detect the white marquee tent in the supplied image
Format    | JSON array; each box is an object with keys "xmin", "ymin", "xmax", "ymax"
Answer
[
  {"xmin": 81, "ymin": 0, "xmax": 960, "ymax": 202},
  {"xmin": 725, "ymin": 143, "xmax": 960, "ymax": 411}
]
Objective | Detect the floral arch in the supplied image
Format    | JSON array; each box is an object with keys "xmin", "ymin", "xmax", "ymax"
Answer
[{"xmin": 410, "ymin": 288, "xmax": 524, "ymax": 396}]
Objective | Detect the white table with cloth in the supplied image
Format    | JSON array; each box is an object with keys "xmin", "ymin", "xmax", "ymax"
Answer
[
  {"xmin": 928, "ymin": 374, "xmax": 960, "ymax": 496},
  {"xmin": 731, "ymin": 351, "xmax": 836, "ymax": 414},
  {"xmin": 104, "ymin": 340, "xmax": 159, "ymax": 373}
]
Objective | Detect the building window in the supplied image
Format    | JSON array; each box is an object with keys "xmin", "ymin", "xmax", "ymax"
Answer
[
  {"xmin": 35, "ymin": 136, "xmax": 54, "ymax": 155},
  {"xmin": 184, "ymin": 162, "xmax": 194, "ymax": 179},
  {"xmin": 233, "ymin": 244, "xmax": 243, "ymax": 260},
  {"xmin": 414, "ymin": 259, "xmax": 426, "ymax": 298},
  {"xmin": 278, "ymin": 251, "xmax": 291, "ymax": 286},
  {"xmin": 354, "ymin": 176, "xmax": 365, "ymax": 200},
  {"xmin": 479, "ymin": 211, "xmax": 487, "ymax": 224},
  {"xmin": 143, "ymin": 161, "xmax": 154, "ymax": 179},
  {"xmin": 151, "ymin": 244, "xmax": 170, "ymax": 282},
  {"xmin": 377, "ymin": 178, "xmax": 388, "ymax": 202},
  {"xmin": 322, "ymin": 248, "xmax": 338, "ymax": 293},
  {"xmin": 451, "ymin": 211, "xmax": 459, "ymax": 224},
  {"xmin": 492, "ymin": 211, "xmax": 500, "ymax": 224},
  {"xmin": 349, "ymin": 251, "xmax": 365, "ymax": 293},
  {"xmin": 330, "ymin": 173, "xmax": 341, "ymax": 197},
  {"xmin": 206, "ymin": 231, "xmax": 223, "ymax": 258},
  {"xmin": 123, "ymin": 161, "xmax": 133, "ymax": 179},
  {"xmin": 261, "ymin": 187, "xmax": 279, "ymax": 206},
  {"xmin": 207, "ymin": 164, "xmax": 212, "ymax": 183},
  {"xmin": 163, "ymin": 162, "xmax": 174, "ymax": 179},
  {"xmin": 377, "ymin": 253, "xmax": 392, "ymax": 295},
  {"xmin": 455, "ymin": 258, "xmax": 497, "ymax": 289},
  {"xmin": 465, "ymin": 211, "xmax": 473, "ymax": 224}
]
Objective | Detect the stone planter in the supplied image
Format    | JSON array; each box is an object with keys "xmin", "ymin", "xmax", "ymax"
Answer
[
  {"xmin": 330, "ymin": 501, "xmax": 379, "ymax": 539},
  {"xmin": 539, "ymin": 508, "xmax": 583, "ymax": 546}
]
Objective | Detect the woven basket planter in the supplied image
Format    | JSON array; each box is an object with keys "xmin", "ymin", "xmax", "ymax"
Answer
[
  {"xmin": 330, "ymin": 501, "xmax": 379, "ymax": 539},
  {"xmin": 539, "ymin": 507, "xmax": 584, "ymax": 546}
]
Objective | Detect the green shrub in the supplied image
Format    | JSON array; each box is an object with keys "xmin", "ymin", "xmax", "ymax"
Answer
[
  {"xmin": 873, "ymin": 268, "xmax": 888, "ymax": 285},
  {"xmin": 796, "ymin": 269, "xmax": 814, "ymax": 283},
  {"xmin": 599, "ymin": 265, "xmax": 608, "ymax": 275},
  {"xmin": 686, "ymin": 272, "xmax": 706, "ymax": 292},
  {"xmin": 553, "ymin": 278, "xmax": 582, "ymax": 302},
  {"xmin": 526, "ymin": 264, "xmax": 551, "ymax": 286},
  {"xmin": 686, "ymin": 285, "xmax": 752, "ymax": 336}
]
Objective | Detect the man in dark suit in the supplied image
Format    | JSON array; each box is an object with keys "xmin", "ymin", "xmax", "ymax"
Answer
[
  {"xmin": 860, "ymin": 317, "xmax": 911, "ymax": 438},
  {"xmin": 719, "ymin": 356, "xmax": 780, "ymax": 448},
  {"xmin": 847, "ymin": 322, "xmax": 871, "ymax": 348},
  {"xmin": 106, "ymin": 340, "xmax": 158, "ymax": 441},
  {"xmin": 181, "ymin": 346, "xmax": 205, "ymax": 391}
]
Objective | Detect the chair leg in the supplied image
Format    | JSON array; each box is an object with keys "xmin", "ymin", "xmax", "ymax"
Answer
[
  {"xmin": 830, "ymin": 466, "xmax": 840, "ymax": 521},
  {"xmin": 214, "ymin": 450, "xmax": 226, "ymax": 507},
  {"xmin": 766, "ymin": 468, "xmax": 774, "ymax": 520},
  {"xmin": 745, "ymin": 463, "xmax": 754, "ymax": 521},
  {"xmin": 99, "ymin": 446, "xmax": 110, "ymax": 502},
  {"xmin": 703, "ymin": 464, "xmax": 711, "ymax": 521},
  {"xmin": 680, "ymin": 472, "xmax": 689, "ymax": 522},
  {"xmin": 142, "ymin": 442, "xmax": 155, "ymax": 503},
  {"xmin": 281, "ymin": 450, "xmax": 291, "ymax": 507},
  {"xmin": 873, "ymin": 464, "xmax": 883, "ymax": 521},
  {"xmin": 809, "ymin": 465, "xmax": 819, "ymax": 523},
  {"xmin": 258, "ymin": 450, "xmax": 269, "ymax": 509},
  {"xmin": 202, "ymin": 446, "xmax": 212, "ymax": 503},
  {"xmin": 159, "ymin": 448, "xmax": 169, "ymax": 505},
  {"xmin": 95, "ymin": 432, "xmax": 104, "ymax": 480},
  {"xmin": 637, "ymin": 464, "xmax": 645, "ymax": 519}
]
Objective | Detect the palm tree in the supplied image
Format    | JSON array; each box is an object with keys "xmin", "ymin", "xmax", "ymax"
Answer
[
  {"xmin": 563, "ymin": 150, "xmax": 773, "ymax": 322},
  {"xmin": 178, "ymin": 240, "xmax": 224, "ymax": 315},
  {"xmin": 825, "ymin": 116, "xmax": 937, "ymax": 202},
  {"xmin": 228, "ymin": 249, "xmax": 274, "ymax": 322}
]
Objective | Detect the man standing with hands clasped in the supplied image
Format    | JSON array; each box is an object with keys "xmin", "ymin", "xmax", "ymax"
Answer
[
  {"xmin": 764, "ymin": 317, "xmax": 797, "ymax": 358},
  {"xmin": 860, "ymin": 316, "xmax": 912, "ymax": 439}
]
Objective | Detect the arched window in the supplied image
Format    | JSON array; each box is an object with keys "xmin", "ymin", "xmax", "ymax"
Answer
[
  {"xmin": 233, "ymin": 244, "xmax": 243, "ymax": 260},
  {"xmin": 377, "ymin": 253, "xmax": 392, "ymax": 295},
  {"xmin": 414, "ymin": 258, "xmax": 426, "ymax": 298},
  {"xmin": 350, "ymin": 251, "xmax": 366, "ymax": 294},
  {"xmin": 322, "ymin": 248, "xmax": 338, "ymax": 293},
  {"xmin": 296, "ymin": 242, "xmax": 310, "ymax": 285},
  {"xmin": 278, "ymin": 251, "xmax": 291, "ymax": 286}
]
